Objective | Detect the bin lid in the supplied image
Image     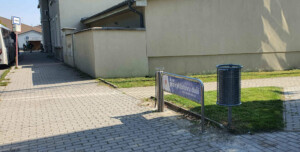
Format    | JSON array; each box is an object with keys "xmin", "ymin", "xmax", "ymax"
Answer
[{"xmin": 217, "ymin": 64, "xmax": 243, "ymax": 69}]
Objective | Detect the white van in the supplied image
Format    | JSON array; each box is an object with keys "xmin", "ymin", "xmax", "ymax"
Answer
[{"xmin": 0, "ymin": 24, "xmax": 16, "ymax": 65}]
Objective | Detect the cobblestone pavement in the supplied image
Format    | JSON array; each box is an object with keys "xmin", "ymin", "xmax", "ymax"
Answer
[
  {"xmin": 0, "ymin": 52, "xmax": 299, "ymax": 152},
  {"xmin": 284, "ymin": 87, "xmax": 300, "ymax": 131}
]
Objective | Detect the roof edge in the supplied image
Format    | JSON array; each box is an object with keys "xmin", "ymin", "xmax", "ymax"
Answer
[
  {"xmin": 81, "ymin": 1, "xmax": 129, "ymax": 23},
  {"xmin": 19, "ymin": 30, "xmax": 42, "ymax": 35},
  {"xmin": 70, "ymin": 27, "xmax": 145, "ymax": 35}
]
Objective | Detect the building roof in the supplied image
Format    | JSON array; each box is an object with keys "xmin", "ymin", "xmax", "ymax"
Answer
[
  {"xmin": 0, "ymin": 16, "xmax": 42, "ymax": 34},
  {"xmin": 81, "ymin": 1, "xmax": 128, "ymax": 22},
  {"xmin": 19, "ymin": 30, "xmax": 42, "ymax": 36},
  {"xmin": 0, "ymin": 24, "xmax": 11, "ymax": 31}
]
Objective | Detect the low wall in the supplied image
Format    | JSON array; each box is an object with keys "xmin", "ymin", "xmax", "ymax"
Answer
[
  {"xmin": 92, "ymin": 28, "xmax": 148, "ymax": 78},
  {"xmin": 64, "ymin": 28, "xmax": 148, "ymax": 78},
  {"xmin": 64, "ymin": 35, "xmax": 75, "ymax": 67},
  {"xmin": 73, "ymin": 30, "xmax": 96, "ymax": 77}
]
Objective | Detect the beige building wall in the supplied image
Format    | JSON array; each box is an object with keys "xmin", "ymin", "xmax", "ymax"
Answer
[
  {"xmin": 93, "ymin": 29, "xmax": 148, "ymax": 78},
  {"xmin": 59, "ymin": 0, "xmax": 125, "ymax": 62},
  {"xmin": 67, "ymin": 28, "xmax": 148, "ymax": 78},
  {"xmin": 73, "ymin": 30, "xmax": 96, "ymax": 77},
  {"xmin": 64, "ymin": 35, "xmax": 75, "ymax": 67},
  {"xmin": 145, "ymin": 0, "xmax": 300, "ymax": 75},
  {"xmin": 149, "ymin": 52, "xmax": 300, "ymax": 75}
]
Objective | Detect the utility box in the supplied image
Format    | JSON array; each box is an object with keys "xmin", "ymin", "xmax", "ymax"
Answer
[{"xmin": 217, "ymin": 64, "xmax": 243, "ymax": 106}]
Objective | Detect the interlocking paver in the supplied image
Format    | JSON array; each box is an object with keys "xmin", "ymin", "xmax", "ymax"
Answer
[
  {"xmin": 284, "ymin": 87, "xmax": 300, "ymax": 131},
  {"xmin": 0, "ymin": 52, "xmax": 300, "ymax": 152}
]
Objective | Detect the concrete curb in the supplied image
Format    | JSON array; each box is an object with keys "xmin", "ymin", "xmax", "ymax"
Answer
[{"xmin": 98, "ymin": 78, "xmax": 118, "ymax": 88}]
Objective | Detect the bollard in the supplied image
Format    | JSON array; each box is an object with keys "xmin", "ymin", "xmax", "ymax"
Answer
[{"xmin": 156, "ymin": 70, "xmax": 164, "ymax": 112}]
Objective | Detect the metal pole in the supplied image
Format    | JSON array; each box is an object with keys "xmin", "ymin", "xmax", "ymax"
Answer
[
  {"xmin": 201, "ymin": 85, "xmax": 205, "ymax": 133},
  {"xmin": 72, "ymin": 34, "xmax": 76, "ymax": 68},
  {"xmin": 155, "ymin": 71, "xmax": 159, "ymax": 108},
  {"xmin": 15, "ymin": 32, "xmax": 18, "ymax": 68},
  {"xmin": 228, "ymin": 107, "xmax": 232, "ymax": 129},
  {"xmin": 157, "ymin": 70, "xmax": 164, "ymax": 112}
]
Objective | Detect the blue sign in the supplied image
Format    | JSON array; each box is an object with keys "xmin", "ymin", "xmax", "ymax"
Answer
[
  {"xmin": 163, "ymin": 75, "xmax": 202, "ymax": 103},
  {"xmin": 12, "ymin": 16, "xmax": 21, "ymax": 25}
]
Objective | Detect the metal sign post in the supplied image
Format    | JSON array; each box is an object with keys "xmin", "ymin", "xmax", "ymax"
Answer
[
  {"xmin": 156, "ymin": 70, "xmax": 205, "ymax": 132},
  {"xmin": 156, "ymin": 70, "xmax": 164, "ymax": 112},
  {"xmin": 15, "ymin": 32, "xmax": 18, "ymax": 67},
  {"xmin": 11, "ymin": 16, "xmax": 21, "ymax": 68}
]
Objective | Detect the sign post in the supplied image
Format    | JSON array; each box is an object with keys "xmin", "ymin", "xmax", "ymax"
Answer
[
  {"xmin": 11, "ymin": 16, "xmax": 21, "ymax": 68},
  {"xmin": 156, "ymin": 71, "xmax": 205, "ymax": 132},
  {"xmin": 15, "ymin": 32, "xmax": 18, "ymax": 67}
]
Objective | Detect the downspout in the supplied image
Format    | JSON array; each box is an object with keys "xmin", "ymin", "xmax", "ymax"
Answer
[
  {"xmin": 127, "ymin": 0, "xmax": 144, "ymax": 28},
  {"xmin": 46, "ymin": 0, "xmax": 53, "ymax": 53}
]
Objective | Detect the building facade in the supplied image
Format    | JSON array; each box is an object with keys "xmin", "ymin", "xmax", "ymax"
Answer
[
  {"xmin": 38, "ymin": 0, "xmax": 124, "ymax": 60},
  {"xmin": 0, "ymin": 16, "xmax": 43, "ymax": 50},
  {"xmin": 43, "ymin": 0, "xmax": 300, "ymax": 78},
  {"xmin": 18, "ymin": 30, "xmax": 43, "ymax": 50}
]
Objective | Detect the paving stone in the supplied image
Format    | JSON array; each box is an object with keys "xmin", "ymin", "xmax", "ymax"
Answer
[{"xmin": 0, "ymin": 52, "xmax": 300, "ymax": 152}]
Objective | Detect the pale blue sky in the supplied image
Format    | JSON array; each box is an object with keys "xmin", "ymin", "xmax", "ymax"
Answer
[{"xmin": 0, "ymin": 0, "xmax": 40, "ymax": 26}]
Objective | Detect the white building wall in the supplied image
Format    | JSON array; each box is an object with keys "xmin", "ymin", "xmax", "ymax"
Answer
[{"xmin": 18, "ymin": 31, "xmax": 43, "ymax": 49}]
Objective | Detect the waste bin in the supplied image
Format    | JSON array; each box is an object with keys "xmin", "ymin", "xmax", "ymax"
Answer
[{"xmin": 217, "ymin": 64, "xmax": 243, "ymax": 106}]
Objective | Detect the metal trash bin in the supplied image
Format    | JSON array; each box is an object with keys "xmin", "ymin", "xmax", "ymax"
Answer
[{"xmin": 217, "ymin": 64, "xmax": 243, "ymax": 106}]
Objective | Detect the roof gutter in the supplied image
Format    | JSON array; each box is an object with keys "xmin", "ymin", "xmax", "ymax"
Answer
[
  {"xmin": 127, "ymin": 0, "xmax": 144, "ymax": 28},
  {"xmin": 81, "ymin": 1, "xmax": 128, "ymax": 24}
]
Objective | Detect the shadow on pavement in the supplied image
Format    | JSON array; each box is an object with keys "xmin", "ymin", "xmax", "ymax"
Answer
[
  {"xmin": 18, "ymin": 52, "xmax": 91, "ymax": 86},
  {"xmin": 0, "ymin": 112, "xmax": 204, "ymax": 151}
]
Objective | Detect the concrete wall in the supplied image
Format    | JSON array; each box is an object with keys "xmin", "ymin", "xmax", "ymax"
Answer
[
  {"xmin": 18, "ymin": 31, "xmax": 43, "ymax": 48},
  {"xmin": 42, "ymin": 0, "xmax": 124, "ymax": 61},
  {"xmin": 93, "ymin": 29, "xmax": 148, "ymax": 78},
  {"xmin": 64, "ymin": 35, "xmax": 75, "ymax": 67},
  {"xmin": 149, "ymin": 52, "xmax": 300, "ymax": 75},
  {"xmin": 67, "ymin": 28, "xmax": 148, "ymax": 78},
  {"xmin": 145, "ymin": 0, "xmax": 300, "ymax": 75},
  {"xmin": 73, "ymin": 30, "xmax": 96, "ymax": 77}
]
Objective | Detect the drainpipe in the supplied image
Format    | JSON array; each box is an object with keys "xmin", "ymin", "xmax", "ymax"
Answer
[
  {"xmin": 127, "ymin": 0, "xmax": 144, "ymax": 28},
  {"xmin": 46, "ymin": 0, "xmax": 53, "ymax": 54}
]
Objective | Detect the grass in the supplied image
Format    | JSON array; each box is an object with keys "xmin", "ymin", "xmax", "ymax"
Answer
[
  {"xmin": 0, "ymin": 68, "xmax": 11, "ymax": 86},
  {"xmin": 164, "ymin": 87, "xmax": 284, "ymax": 134},
  {"xmin": 102, "ymin": 69, "xmax": 300, "ymax": 88}
]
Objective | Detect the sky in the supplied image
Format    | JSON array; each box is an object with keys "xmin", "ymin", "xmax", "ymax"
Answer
[{"xmin": 0, "ymin": 0, "xmax": 40, "ymax": 26}]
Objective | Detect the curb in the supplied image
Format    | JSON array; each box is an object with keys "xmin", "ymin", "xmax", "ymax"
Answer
[{"xmin": 98, "ymin": 78, "xmax": 118, "ymax": 88}]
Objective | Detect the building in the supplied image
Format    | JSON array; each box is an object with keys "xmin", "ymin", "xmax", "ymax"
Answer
[
  {"xmin": 0, "ymin": 17, "xmax": 43, "ymax": 50},
  {"xmin": 38, "ymin": 0, "xmax": 124, "ymax": 60},
  {"xmin": 42, "ymin": 0, "xmax": 300, "ymax": 78},
  {"xmin": 18, "ymin": 30, "xmax": 43, "ymax": 50}
]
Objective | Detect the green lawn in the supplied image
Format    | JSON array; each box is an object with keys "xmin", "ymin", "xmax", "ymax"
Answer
[
  {"xmin": 0, "ymin": 68, "xmax": 11, "ymax": 86},
  {"xmin": 165, "ymin": 87, "xmax": 284, "ymax": 134},
  {"xmin": 101, "ymin": 69, "xmax": 300, "ymax": 88}
]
